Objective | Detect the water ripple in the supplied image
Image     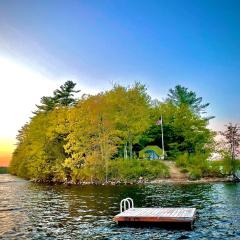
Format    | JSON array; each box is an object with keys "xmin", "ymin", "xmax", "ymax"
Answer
[{"xmin": 0, "ymin": 174, "xmax": 239, "ymax": 239}]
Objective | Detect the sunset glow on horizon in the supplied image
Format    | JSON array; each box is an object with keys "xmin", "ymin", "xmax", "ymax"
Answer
[
  {"xmin": 0, "ymin": 57, "xmax": 59, "ymax": 166},
  {"xmin": 0, "ymin": 139, "xmax": 15, "ymax": 166},
  {"xmin": 0, "ymin": 57, "xmax": 107, "ymax": 166}
]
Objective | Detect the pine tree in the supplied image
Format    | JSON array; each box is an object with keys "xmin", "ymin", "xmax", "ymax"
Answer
[
  {"xmin": 35, "ymin": 80, "xmax": 80, "ymax": 113},
  {"xmin": 54, "ymin": 80, "xmax": 80, "ymax": 106},
  {"xmin": 167, "ymin": 85, "xmax": 213, "ymax": 119}
]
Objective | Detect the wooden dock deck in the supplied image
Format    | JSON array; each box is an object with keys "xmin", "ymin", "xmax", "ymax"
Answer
[{"xmin": 114, "ymin": 198, "xmax": 196, "ymax": 229}]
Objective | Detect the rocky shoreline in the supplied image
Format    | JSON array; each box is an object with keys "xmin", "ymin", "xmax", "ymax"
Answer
[{"xmin": 30, "ymin": 175, "xmax": 238, "ymax": 185}]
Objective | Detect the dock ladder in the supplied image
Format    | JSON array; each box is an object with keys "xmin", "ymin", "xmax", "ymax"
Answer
[{"xmin": 120, "ymin": 198, "xmax": 134, "ymax": 213}]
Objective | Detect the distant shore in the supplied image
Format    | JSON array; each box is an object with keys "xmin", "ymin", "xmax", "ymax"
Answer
[{"xmin": 0, "ymin": 167, "xmax": 8, "ymax": 174}]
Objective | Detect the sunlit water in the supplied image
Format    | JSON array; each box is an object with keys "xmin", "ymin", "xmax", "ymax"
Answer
[{"xmin": 0, "ymin": 174, "xmax": 239, "ymax": 239}]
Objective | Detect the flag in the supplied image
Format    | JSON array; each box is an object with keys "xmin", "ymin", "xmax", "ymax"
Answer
[{"xmin": 156, "ymin": 116, "xmax": 162, "ymax": 126}]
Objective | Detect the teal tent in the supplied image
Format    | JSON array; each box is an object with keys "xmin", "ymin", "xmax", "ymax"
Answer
[{"xmin": 139, "ymin": 146, "xmax": 163, "ymax": 160}]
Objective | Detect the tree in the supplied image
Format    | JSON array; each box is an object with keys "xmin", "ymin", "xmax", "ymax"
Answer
[
  {"xmin": 64, "ymin": 94, "xmax": 119, "ymax": 182},
  {"xmin": 105, "ymin": 83, "xmax": 151, "ymax": 159},
  {"xmin": 54, "ymin": 80, "xmax": 80, "ymax": 106},
  {"xmin": 139, "ymin": 101, "xmax": 214, "ymax": 158},
  {"xmin": 167, "ymin": 85, "xmax": 213, "ymax": 119},
  {"xmin": 35, "ymin": 80, "xmax": 80, "ymax": 113},
  {"xmin": 10, "ymin": 108, "xmax": 70, "ymax": 181},
  {"xmin": 221, "ymin": 123, "xmax": 240, "ymax": 181},
  {"xmin": 10, "ymin": 83, "xmax": 216, "ymax": 183},
  {"xmin": 35, "ymin": 96, "xmax": 56, "ymax": 112}
]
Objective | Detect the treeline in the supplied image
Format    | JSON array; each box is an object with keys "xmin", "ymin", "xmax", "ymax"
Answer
[
  {"xmin": 0, "ymin": 167, "xmax": 8, "ymax": 174},
  {"xmin": 10, "ymin": 81, "xmax": 214, "ymax": 182}
]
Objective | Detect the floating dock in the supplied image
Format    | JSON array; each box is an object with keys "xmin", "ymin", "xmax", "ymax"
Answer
[{"xmin": 114, "ymin": 198, "xmax": 196, "ymax": 229}]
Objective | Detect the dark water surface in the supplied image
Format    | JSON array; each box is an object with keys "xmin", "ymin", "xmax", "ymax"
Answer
[{"xmin": 0, "ymin": 174, "xmax": 239, "ymax": 239}]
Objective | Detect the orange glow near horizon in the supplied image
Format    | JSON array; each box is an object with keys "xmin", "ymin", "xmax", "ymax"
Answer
[
  {"xmin": 0, "ymin": 57, "xmax": 58, "ymax": 167},
  {"xmin": 0, "ymin": 139, "xmax": 15, "ymax": 166},
  {"xmin": 0, "ymin": 154, "xmax": 11, "ymax": 167}
]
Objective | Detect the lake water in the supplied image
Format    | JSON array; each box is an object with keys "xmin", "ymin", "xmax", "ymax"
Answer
[{"xmin": 0, "ymin": 174, "xmax": 239, "ymax": 239}]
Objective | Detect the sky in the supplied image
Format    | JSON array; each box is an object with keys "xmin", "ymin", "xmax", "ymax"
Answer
[{"xmin": 0, "ymin": 0, "xmax": 240, "ymax": 166}]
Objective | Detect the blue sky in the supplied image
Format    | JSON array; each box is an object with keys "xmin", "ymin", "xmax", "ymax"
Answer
[{"xmin": 0, "ymin": 0, "xmax": 240, "ymax": 143}]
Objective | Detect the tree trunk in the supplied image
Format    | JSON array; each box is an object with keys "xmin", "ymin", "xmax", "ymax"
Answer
[
  {"xmin": 124, "ymin": 143, "xmax": 128, "ymax": 159},
  {"xmin": 103, "ymin": 137, "xmax": 108, "ymax": 183},
  {"xmin": 129, "ymin": 140, "xmax": 133, "ymax": 160},
  {"xmin": 128, "ymin": 133, "xmax": 133, "ymax": 160}
]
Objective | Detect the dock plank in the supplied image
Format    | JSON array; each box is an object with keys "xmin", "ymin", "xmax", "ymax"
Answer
[{"xmin": 114, "ymin": 207, "xmax": 196, "ymax": 223}]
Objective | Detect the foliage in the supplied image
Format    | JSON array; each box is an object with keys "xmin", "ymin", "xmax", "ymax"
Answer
[
  {"xmin": 200, "ymin": 159, "xmax": 240, "ymax": 180},
  {"xmin": 105, "ymin": 83, "xmax": 152, "ymax": 159},
  {"xmin": 175, "ymin": 151, "xmax": 240, "ymax": 180},
  {"xmin": 139, "ymin": 101, "xmax": 215, "ymax": 158},
  {"xmin": 10, "ymin": 109, "xmax": 69, "ymax": 180},
  {"xmin": 10, "ymin": 81, "xmax": 215, "ymax": 183},
  {"xmin": 53, "ymin": 80, "xmax": 80, "ymax": 106},
  {"xmin": 35, "ymin": 80, "xmax": 80, "ymax": 113},
  {"xmin": 167, "ymin": 85, "xmax": 213, "ymax": 119},
  {"xmin": 188, "ymin": 167, "xmax": 202, "ymax": 180},
  {"xmin": 222, "ymin": 154, "xmax": 240, "ymax": 177},
  {"xmin": 108, "ymin": 159, "xmax": 169, "ymax": 181},
  {"xmin": 220, "ymin": 123, "xmax": 240, "ymax": 181},
  {"xmin": 175, "ymin": 152, "xmax": 189, "ymax": 168},
  {"xmin": 176, "ymin": 152, "xmax": 219, "ymax": 180},
  {"xmin": 64, "ymin": 94, "xmax": 119, "ymax": 182},
  {"xmin": 0, "ymin": 167, "xmax": 8, "ymax": 174}
]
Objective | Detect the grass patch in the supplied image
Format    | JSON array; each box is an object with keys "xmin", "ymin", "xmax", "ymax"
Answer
[
  {"xmin": 209, "ymin": 160, "xmax": 240, "ymax": 176},
  {"xmin": 175, "ymin": 153, "xmax": 238, "ymax": 180},
  {"xmin": 108, "ymin": 159, "xmax": 169, "ymax": 181}
]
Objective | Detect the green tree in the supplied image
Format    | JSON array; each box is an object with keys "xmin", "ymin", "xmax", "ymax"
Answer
[
  {"xmin": 35, "ymin": 80, "xmax": 80, "ymax": 113},
  {"xmin": 35, "ymin": 96, "xmax": 57, "ymax": 112},
  {"xmin": 139, "ymin": 100, "xmax": 214, "ymax": 158},
  {"xmin": 167, "ymin": 85, "xmax": 213, "ymax": 119},
  {"xmin": 54, "ymin": 80, "xmax": 80, "ymax": 106}
]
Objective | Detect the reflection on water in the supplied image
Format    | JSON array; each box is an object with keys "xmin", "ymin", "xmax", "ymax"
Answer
[{"xmin": 0, "ymin": 174, "xmax": 239, "ymax": 239}]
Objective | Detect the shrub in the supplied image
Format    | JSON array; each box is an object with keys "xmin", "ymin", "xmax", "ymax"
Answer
[
  {"xmin": 176, "ymin": 153, "xmax": 189, "ymax": 168},
  {"xmin": 108, "ymin": 159, "xmax": 170, "ymax": 181},
  {"xmin": 175, "ymin": 152, "xmax": 226, "ymax": 179},
  {"xmin": 188, "ymin": 168, "xmax": 202, "ymax": 180}
]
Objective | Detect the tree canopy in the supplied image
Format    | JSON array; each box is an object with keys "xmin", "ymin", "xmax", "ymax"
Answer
[
  {"xmin": 35, "ymin": 80, "xmax": 80, "ymax": 113},
  {"xmin": 10, "ymin": 81, "xmax": 215, "ymax": 183},
  {"xmin": 167, "ymin": 85, "xmax": 213, "ymax": 119}
]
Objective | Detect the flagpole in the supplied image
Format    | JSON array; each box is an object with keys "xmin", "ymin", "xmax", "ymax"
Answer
[{"xmin": 161, "ymin": 115, "xmax": 165, "ymax": 160}]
